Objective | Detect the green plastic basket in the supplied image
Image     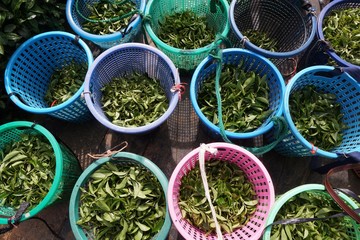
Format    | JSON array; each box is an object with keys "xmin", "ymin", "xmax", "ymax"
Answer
[
  {"xmin": 144, "ymin": 0, "xmax": 230, "ymax": 70},
  {"xmin": 69, "ymin": 152, "xmax": 171, "ymax": 240},
  {"xmin": 0, "ymin": 121, "xmax": 82, "ymax": 224},
  {"xmin": 262, "ymin": 184, "xmax": 360, "ymax": 240}
]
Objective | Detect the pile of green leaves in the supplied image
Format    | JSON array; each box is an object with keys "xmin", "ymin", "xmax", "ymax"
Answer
[
  {"xmin": 82, "ymin": 0, "xmax": 136, "ymax": 35},
  {"xmin": 101, "ymin": 72, "xmax": 168, "ymax": 127},
  {"xmin": 198, "ymin": 63, "xmax": 272, "ymax": 133},
  {"xmin": 289, "ymin": 85, "xmax": 348, "ymax": 150},
  {"xmin": 44, "ymin": 61, "xmax": 87, "ymax": 107},
  {"xmin": 157, "ymin": 10, "xmax": 215, "ymax": 49},
  {"xmin": 0, "ymin": 133, "xmax": 55, "ymax": 211},
  {"xmin": 179, "ymin": 159, "xmax": 258, "ymax": 235},
  {"xmin": 270, "ymin": 191, "xmax": 353, "ymax": 240},
  {"xmin": 0, "ymin": 0, "xmax": 66, "ymax": 71},
  {"xmin": 77, "ymin": 161, "xmax": 166, "ymax": 240},
  {"xmin": 242, "ymin": 29, "xmax": 279, "ymax": 52},
  {"xmin": 323, "ymin": 7, "xmax": 360, "ymax": 66}
]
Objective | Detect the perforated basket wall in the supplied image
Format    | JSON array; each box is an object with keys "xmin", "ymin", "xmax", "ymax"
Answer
[
  {"xmin": 274, "ymin": 65, "xmax": 360, "ymax": 158},
  {"xmin": 262, "ymin": 184, "xmax": 360, "ymax": 240},
  {"xmin": 190, "ymin": 48, "xmax": 285, "ymax": 140},
  {"xmin": 229, "ymin": 0, "xmax": 317, "ymax": 78},
  {"xmin": 168, "ymin": 142, "xmax": 275, "ymax": 240},
  {"xmin": 69, "ymin": 152, "xmax": 171, "ymax": 240},
  {"xmin": 143, "ymin": 0, "xmax": 230, "ymax": 70},
  {"xmin": 317, "ymin": 0, "xmax": 360, "ymax": 69},
  {"xmin": 66, "ymin": 0, "xmax": 145, "ymax": 49},
  {"xmin": 4, "ymin": 31, "xmax": 94, "ymax": 122},
  {"xmin": 0, "ymin": 121, "xmax": 82, "ymax": 224},
  {"xmin": 83, "ymin": 42, "xmax": 180, "ymax": 134}
]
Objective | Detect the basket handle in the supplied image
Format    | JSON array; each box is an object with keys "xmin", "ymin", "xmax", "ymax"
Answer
[
  {"xmin": 323, "ymin": 163, "xmax": 360, "ymax": 223},
  {"xmin": 0, "ymin": 202, "xmax": 29, "ymax": 235}
]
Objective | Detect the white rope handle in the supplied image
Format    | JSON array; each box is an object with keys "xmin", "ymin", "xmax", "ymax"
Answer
[{"xmin": 199, "ymin": 143, "xmax": 223, "ymax": 240}]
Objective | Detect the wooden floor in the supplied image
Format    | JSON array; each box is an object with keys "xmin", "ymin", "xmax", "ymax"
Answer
[{"xmin": 1, "ymin": 68, "xmax": 359, "ymax": 240}]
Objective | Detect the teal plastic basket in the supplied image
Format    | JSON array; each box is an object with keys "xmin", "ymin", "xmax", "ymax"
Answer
[
  {"xmin": 0, "ymin": 121, "xmax": 82, "ymax": 224},
  {"xmin": 69, "ymin": 152, "xmax": 171, "ymax": 240},
  {"xmin": 144, "ymin": 0, "xmax": 230, "ymax": 70},
  {"xmin": 273, "ymin": 65, "xmax": 360, "ymax": 158},
  {"xmin": 262, "ymin": 184, "xmax": 360, "ymax": 240}
]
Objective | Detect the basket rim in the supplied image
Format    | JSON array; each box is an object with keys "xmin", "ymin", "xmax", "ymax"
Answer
[
  {"xmin": 316, "ymin": 0, "xmax": 360, "ymax": 68},
  {"xmin": 167, "ymin": 142, "xmax": 275, "ymax": 240},
  {"xmin": 65, "ymin": 0, "xmax": 146, "ymax": 43},
  {"xmin": 0, "ymin": 121, "xmax": 64, "ymax": 224},
  {"xmin": 190, "ymin": 48, "xmax": 285, "ymax": 139},
  {"xmin": 83, "ymin": 42, "xmax": 180, "ymax": 134},
  {"xmin": 283, "ymin": 65, "xmax": 360, "ymax": 158},
  {"xmin": 4, "ymin": 31, "xmax": 94, "ymax": 114},
  {"xmin": 69, "ymin": 151, "xmax": 171, "ymax": 240},
  {"xmin": 262, "ymin": 183, "xmax": 360, "ymax": 240},
  {"xmin": 143, "ymin": 0, "xmax": 230, "ymax": 55},
  {"xmin": 229, "ymin": 0, "xmax": 317, "ymax": 59}
]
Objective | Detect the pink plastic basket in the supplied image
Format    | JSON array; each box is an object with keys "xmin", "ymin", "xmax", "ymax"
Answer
[{"xmin": 168, "ymin": 142, "xmax": 275, "ymax": 240}]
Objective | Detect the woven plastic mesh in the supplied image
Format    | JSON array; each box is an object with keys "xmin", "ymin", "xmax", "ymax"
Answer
[
  {"xmin": 5, "ymin": 32, "xmax": 93, "ymax": 122},
  {"xmin": 144, "ymin": 0, "xmax": 229, "ymax": 70},
  {"xmin": 274, "ymin": 66, "xmax": 360, "ymax": 158},
  {"xmin": 229, "ymin": 0, "xmax": 315, "ymax": 57},
  {"xmin": 84, "ymin": 43, "xmax": 179, "ymax": 134},
  {"xmin": 168, "ymin": 142, "xmax": 275, "ymax": 240},
  {"xmin": 190, "ymin": 48, "xmax": 285, "ymax": 140},
  {"xmin": 317, "ymin": 0, "xmax": 360, "ymax": 69},
  {"xmin": 66, "ymin": 0, "xmax": 144, "ymax": 49},
  {"xmin": 262, "ymin": 184, "xmax": 360, "ymax": 240},
  {"xmin": 69, "ymin": 152, "xmax": 171, "ymax": 240},
  {"xmin": 0, "ymin": 123, "xmax": 82, "ymax": 220}
]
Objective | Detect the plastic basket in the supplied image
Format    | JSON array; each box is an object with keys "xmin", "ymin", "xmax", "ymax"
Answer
[
  {"xmin": 66, "ymin": 0, "xmax": 146, "ymax": 49},
  {"xmin": 229, "ymin": 0, "xmax": 317, "ymax": 77},
  {"xmin": 168, "ymin": 142, "xmax": 275, "ymax": 240},
  {"xmin": 143, "ymin": 0, "xmax": 230, "ymax": 70},
  {"xmin": 0, "ymin": 121, "xmax": 82, "ymax": 224},
  {"xmin": 262, "ymin": 184, "xmax": 360, "ymax": 240},
  {"xmin": 84, "ymin": 42, "xmax": 180, "ymax": 134},
  {"xmin": 317, "ymin": 0, "xmax": 360, "ymax": 69},
  {"xmin": 190, "ymin": 48, "xmax": 285, "ymax": 140},
  {"xmin": 274, "ymin": 65, "xmax": 360, "ymax": 158},
  {"xmin": 4, "ymin": 31, "xmax": 94, "ymax": 122},
  {"xmin": 69, "ymin": 151, "xmax": 171, "ymax": 240}
]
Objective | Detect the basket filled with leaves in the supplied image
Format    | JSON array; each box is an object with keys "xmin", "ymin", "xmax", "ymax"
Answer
[
  {"xmin": 83, "ymin": 42, "xmax": 180, "ymax": 134},
  {"xmin": 262, "ymin": 184, "xmax": 360, "ymax": 240},
  {"xmin": 66, "ymin": 0, "xmax": 146, "ymax": 49},
  {"xmin": 143, "ymin": 0, "xmax": 230, "ymax": 70},
  {"xmin": 4, "ymin": 31, "xmax": 94, "ymax": 122},
  {"xmin": 0, "ymin": 121, "xmax": 82, "ymax": 225},
  {"xmin": 190, "ymin": 48, "xmax": 285, "ymax": 141},
  {"xmin": 168, "ymin": 142, "xmax": 275, "ymax": 240},
  {"xmin": 69, "ymin": 152, "xmax": 171, "ymax": 239},
  {"xmin": 274, "ymin": 65, "xmax": 360, "ymax": 158},
  {"xmin": 317, "ymin": 0, "xmax": 360, "ymax": 69}
]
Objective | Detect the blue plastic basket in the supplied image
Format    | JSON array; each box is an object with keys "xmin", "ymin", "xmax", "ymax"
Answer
[
  {"xmin": 4, "ymin": 31, "xmax": 94, "ymax": 122},
  {"xmin": 274, "ymin": 65, "xmax": 360, "ymax": 158},
  {"xmin": 66, "ymin": 0, "xmax": 145, "ymax": 49},
  {"xmin": 317, "ymin": 0, "xmax": 360, "ymax": 69},
  {"xmin": 190, "ymin": 48, "xmax": 285, "ymax": 140},
  {"xmin": 69, "ymin": 152, "xmax": 171, "ymax": 239},
  {"xmin": 84, "ymin": 43, "xmax": 180, "ymax": 134}
]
